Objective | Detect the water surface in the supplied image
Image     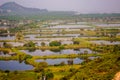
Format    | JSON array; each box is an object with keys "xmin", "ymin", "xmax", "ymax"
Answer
[
  {"xmin": 0, "ymin": 60, "xmax": 33, "ymax": 71},
  {"xmin": 20, "ymin": 48, "xmax": 94, "ymax": 56},
  {"xmin": 36, "ymin": 58, "xmax": 83, "ymax": 65},
  {"xmin": 90, "ymin": 40, "xmax": 120, "ymax": 45}
]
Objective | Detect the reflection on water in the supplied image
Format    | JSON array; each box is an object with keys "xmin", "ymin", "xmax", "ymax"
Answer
[
  {"xmin": 8, "ymin": 42, "xmax": 24, "ymax": 47},
  {"xmin": 50, "ymin": 25, "xmax": 92, "ymax": 29},
  {"xmin": 36, "ymin": 58, "xmax": 83, "ymax": 65},
  {"xmin": 96, "ymin": 24, "xmax": 120, "ymax": 27},
  {"xmin": 90, "ymin": 40, "xmax": 120, "ymax": 45},
  {"xmin": 0, "ymin": 60, "xmax": 33, "ymax": 71},
  {"xmin": 20, "ymin": 48, "xmax": 94, "ymax": 56},
  {"xmin": 35, "ymin": 56, "xmax": 98, "ymax": 65},
  {"xmin": 0, "ymin": 35, "xmax": 15, "ymax": 40}
]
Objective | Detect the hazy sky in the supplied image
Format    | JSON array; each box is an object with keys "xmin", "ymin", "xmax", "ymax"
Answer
[{"xmin": 0, "ymin": 0, "xmax": 120, "ymax": 13}]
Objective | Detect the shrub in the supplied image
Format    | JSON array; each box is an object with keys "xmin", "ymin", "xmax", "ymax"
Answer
[
  {"xmin": 34, "ymin": 62, "xmax": 48, "ymax": 72},
  {"xmin": 67, "ymin": 59, "xmax": 73, "ymax": 65},
  {"xmin": 59, "ymin": 45, "xmax": 65, "ymax": 50},
  {"xmin": 60, "ymin": 61, "xmax": 65, "ymax": 66},
  {"xmin": 24, "ymin": 41, "xmax": 35, "ymax": 47},
  {"xmin": 41, "ymin": 42, "xmax": 46, "ymax": 46},
  {"xmin": 73, "ymin": 40, "xmax": 80, "ymax": 45},
  {"xmin": 24, "ymin": 54, "xmax": 32, "ymax": 60},
  {"xmin": 49, "ymin": 41, "xmax": 61, "ymax": 46},
  {"xmin": 46, "ymin": 72, "xmax": 54, "ymax": 79},
  {"xmin": 69, "ymin": 68, "xmax": 76, "ymax": 72},
  {"xmin": 4, "ymin": 70, "xmax": 10, "ymax": 74}
]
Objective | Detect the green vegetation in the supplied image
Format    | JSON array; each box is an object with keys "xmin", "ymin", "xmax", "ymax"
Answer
[
  {"xmin": 0, "ymin": 29, "xmax": 7, "ymax": 34},
  {"xmin": 0, "ymin": 13, "xmax": 120, "ymax": 80},
  {"xmin": 24, "ymin": 41, "xmax": 35, "ymax": 47},
  {"xmin": 71, "ymin": 53, "xmax": 120, "ymax": 80},
  {"xmin": 15, "ymin": 32, "xmax": 24, "ymax": 41},
  {"xmin": 34, "ymin": 62, "xmax": 48, "ymax": 72},
  {"xmin": 41, "ymin": 42, "xmax": 46, "ymax": 46},
  {"xmin": 59, "ymin": 45, "xmax": 120, "ymax": 80},
  {"xmin": 23, "ymin": 41, "xmax": 36, "ymax": 51},
  {"xmin": 49, "ymin": 41, "xmax": 61, "ymax": 46},
  {"xmin": 0, "ymin": 70, "xmax": 37, "ymax": 80},
  {"xmin": 0, "ymin": 48, "xmax": 11, "ymax": 54},
  {"xmin": 3, "ymin": 42, "xmax": 13, "ymax": 48}
]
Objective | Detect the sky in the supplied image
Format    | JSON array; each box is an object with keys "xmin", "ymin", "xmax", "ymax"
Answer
[{"xmin": 0, "ymin": 0, "xmax": 120, "ymax": 13}]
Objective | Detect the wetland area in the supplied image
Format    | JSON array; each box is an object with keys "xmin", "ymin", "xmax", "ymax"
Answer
[{"xmin": 0, "ymin": 1, "xmax": 120, "ymax": 80}]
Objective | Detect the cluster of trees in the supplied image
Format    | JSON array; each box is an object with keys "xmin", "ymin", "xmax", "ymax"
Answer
[
  {"xmin": 34, "ymin": 62, "xmax": 48, "ymax": 72},
  {"xmin": 49, "ymin": 41, "xmax": 61, "ymax": 46},
  {"xmin": 53, "ymin": 60, "xmax": 73, "ymax": 66},
  {"xmin": 73, "ymin": 40, "xmax": 80, "ymax": 45},
  {"xmin": 18, "ymin": 54, "xmax": 32, "ymax": 63},
  {"xmin": 34, "ymin": 62, "xmax": 54, "ymax": 80},
  {"xmin": 23, "ymin": 41, "xmax": 36, "ymax": 51},
  {"xmin": 61, "ymin": 45, "xmax": 120, "ymax": 80},
  {"xmin": 41, "ymin": 42, "xmax": 46, "ymax": 46},
  {"xmin": 24, "ymin": 41, "xmax": 35, "ymax": 47},
  {"xmin": 15, "ymin": 32, "xmax": 24, "ymax": 41}
]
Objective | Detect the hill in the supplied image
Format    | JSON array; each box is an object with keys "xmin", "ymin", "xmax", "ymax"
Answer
[{"xmin": 0, "ymin": 2, "xmax": 48, "ymax": 15}]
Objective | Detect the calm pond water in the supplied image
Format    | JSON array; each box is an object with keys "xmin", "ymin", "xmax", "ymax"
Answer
[
  {"xmin": 67, "ymin": 22, "xmax": 88, "ymax": 25},
  {"xmin": 50, "ymin": 25, "xmax": 92, "ymax": 29},
  {"xmin": 52, "ymin": 34, "xmax": 80, "ymax": 37},
  {"xmin": 24, "ymin": 34, "xmax": 72, "ymax": 41},
  {"xmin": 36, "ymin": 58, "xmax": 83, "ymax": 65},
  {"xmin": 0, "ymin": 34, "xmax": 99, "ymax": 41},
  {"xmin": 24, "ymin": 34, "xmax": 38, "ymax": 40},
  {"xmin": 0, "ymin": 42, "xmax": 24, "ymax": 47},
  {"xmin": 8, "ymin": 42, "xmax": 24, "ymax": 47},
  {"xmin": 35, "ymin": 57, "xmax": 98, "ymax": 65},
  {"xmin": 90, "ymin": 40, "xmax": 120, "ymax": 45},
  {"xmin": 0, "ymin": 35, "xmax": 15, "ymax": 40},
  {"xmin": 0, "ymin": 60, "xmax": 33, "ymax": 71},
  {"xmin": 96, "ymin": 24, "xmax": 120, "ymax": 27},
  {"xmin": 20, "ymin": 48, "xmax": 94, "ymax": 56}
]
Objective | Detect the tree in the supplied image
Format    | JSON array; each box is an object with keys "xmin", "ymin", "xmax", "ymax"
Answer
[
  {"xmin": 18, "ymin": 54, "xmax": 25, "ymax": 63},
  {"xmin": 34, "ymin": 62, "xmax": 48, "ymax": 72},
  {"xmin": 24, "ymin": 41, "xmax": 36, "ymax": 51},
  {"xmin": 60, "ymin": 61, "xmax": 65, "ymax": 66},
  {"xmin": 73, "ymin": 40, "xmax": 80, "ymax": 45},
  {"xmin": 24, "ymin": 41, "xmax": 35, "ymax": 47},
  {"xmin": 59, "ymin": 45, "xmax": 65, "ymax": 50},
  {"xmin": 46, "ymin": 72, "xmax": 54, "ymax": 80},
  {"xmin": 67, "ymin": 59, "xmax": 73, "ymax": 65},
  {"xmin": 24, "ymin": 54, "xmax": 32, "ymax": 60},
  {"xmin": 15, "ymin": 32, "xmax": 24, "ymax": 41},
  {"xmin": 112, "ymin": 45, "xmax": 120, "ymax": 53},
  {"xmin": 41, "ymin": 42, "xmax": 46, "ymax": 46},
  {"xmin": 49, "ymin": 41, "xmax": 61, "ymax": 46}
]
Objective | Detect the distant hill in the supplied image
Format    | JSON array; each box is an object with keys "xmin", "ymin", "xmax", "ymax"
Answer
[
  {"xmin": 1, "ymin": 2, "xmax": 119, "ymax": 21},
  {"xmin": 0, "ymin": 2, "xmax": 48, "ymax": 15},
  {"xmin": 0, "ymin": 2, "xmax": 75, "ymax": 20}
]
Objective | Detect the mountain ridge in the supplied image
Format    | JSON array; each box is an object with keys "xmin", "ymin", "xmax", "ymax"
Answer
[{"xmin": 0, "ymin": 2, "xmax": 48, "ymax": 15}]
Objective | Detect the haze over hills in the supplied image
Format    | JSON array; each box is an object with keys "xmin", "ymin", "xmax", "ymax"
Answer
[
  {"xmin": 0, "ymin": 2, "xmax": 48, "ymax": 15},
  {"xmin": 0, "ymin": 2, "xmax": 76, "ymax": 20},
  {"xmin": 0, "ymin": 2, "xmax": 120, "ymax": 20}
]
